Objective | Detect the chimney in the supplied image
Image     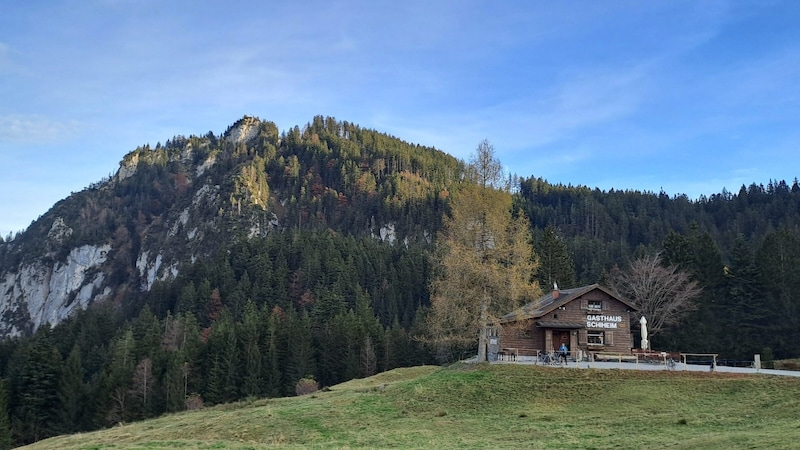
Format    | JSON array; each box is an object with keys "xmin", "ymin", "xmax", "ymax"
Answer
[{"xmin": 553, "ymin": 281, "xmax": 559, "ymax": 300}]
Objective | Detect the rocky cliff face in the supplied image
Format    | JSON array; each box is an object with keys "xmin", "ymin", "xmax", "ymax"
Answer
[
  {"xmin": 0, "ymin": 118, "xmax": 263, "ymax": 337},
  {"xmin": 0, "ymin": 115, "xmax": 447, "ymax": 338},
  {"xmin": 0, "ymin": 242, "xmax": 111, "ymax": 336}
]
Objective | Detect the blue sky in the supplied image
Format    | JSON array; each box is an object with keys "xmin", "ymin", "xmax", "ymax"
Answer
[{"xmin": 2, "ymin": 1, "xmax": 800, "ymax": 237}]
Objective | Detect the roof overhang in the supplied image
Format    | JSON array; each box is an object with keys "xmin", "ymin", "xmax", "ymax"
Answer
[{"xmin": 503, "ymin": 284, "xmax": 638, "ymax": 323}]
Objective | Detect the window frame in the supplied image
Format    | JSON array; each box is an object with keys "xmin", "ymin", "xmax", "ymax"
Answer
[
  {"xmin": 587, "ymin": 299, "xmax": 603, "ymax": 311},
  {"xmin": 587, "ymin": 331, "xmax": 605, "ymax": 346}
]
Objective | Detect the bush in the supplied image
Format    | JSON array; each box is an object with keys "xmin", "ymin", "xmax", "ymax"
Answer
[
  {"xmin": 295, "ymin": 376, "xmax": 319, "ymax": 396},
  {"xmin": 185, "ymin": 393, "xmax": 205, "ymax": 410},
  {"xmin": 774, "ymin": 359, "xmax": 800, "ymax": 371}
]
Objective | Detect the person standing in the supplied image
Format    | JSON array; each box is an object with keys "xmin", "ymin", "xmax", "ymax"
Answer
[{"xmin": 559, "ymin": 343, "xmax": 568, "ymax": 364}]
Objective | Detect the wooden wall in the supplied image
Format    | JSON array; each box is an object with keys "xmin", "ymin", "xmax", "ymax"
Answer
[{"xmin": 500, "ymin": 288, "xmax": 634, "ymax": 356}]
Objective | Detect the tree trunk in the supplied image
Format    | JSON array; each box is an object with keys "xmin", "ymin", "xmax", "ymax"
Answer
[{"xmin": 477, "ymin": 301, "xmax": 488, "ymax": 362}]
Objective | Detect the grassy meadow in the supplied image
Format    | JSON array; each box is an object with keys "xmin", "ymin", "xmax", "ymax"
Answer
[{"xmin": 23, "ymin": 363, "xmax": 800, "ymax": 449}]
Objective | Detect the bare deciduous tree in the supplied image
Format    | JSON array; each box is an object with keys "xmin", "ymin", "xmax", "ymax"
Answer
[
  {"xmin": 468, "ymin": 139, "xmax": 504, "ymax": 189},
  {"xmin": 360, "ymin": 335, "xmax": 377, "ymax": 377},
  {"xmin": 610, "ymin": 254, "xmax": 702, "ymax": 337},
  {"xmin": 131, "ymin": 358, "xmax": 155, "ymax": 409}
]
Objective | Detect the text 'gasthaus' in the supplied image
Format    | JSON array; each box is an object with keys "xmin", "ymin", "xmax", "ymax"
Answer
[{"xmin": 586, "ymin": 315, "xmax": 622, "ymax": 328}]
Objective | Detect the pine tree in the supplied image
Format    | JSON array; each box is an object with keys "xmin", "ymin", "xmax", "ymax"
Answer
[
  {"xmin": 660, "ymin": 225, "xmax": 724, "ymax": 352},
  {"xmin": 535, "ymin": 224, "xmax": 576, "ymax": 289},
  {"xmin": 0, "ymin": 379, "xmax": 14, "ymax": 450},
  {"xmin": 263, "ymin": 306, "xmax": 286, "ymax": 397},
  {"xmin": 756, "ymin": 229, "xmax": 800, "ymax": 358},
  {"xmin": 203, "ymin": 354, "xmax": 224, "ymax": 405},
  {"xmin": 105, "ymin": 328, "xmax": 136, "ymax": 425},
  {"xmin": 719, "ymin": 236, "xmax": 767, "ymax": 359},
  {"xmin": 285, "ymin": 310, "xmax": 315, "ymax": 391},
  {"xmin": 202, "ymin": 311, "xmax": 239, "ymax": 404},
  {"xmin": 161, "ymin": 353, "xmax": 185, "ymax": 413},
  {"xmin": 57, "ymin": 346, "xmax": 86, "ymax": 433},
  {"xmin": 177, "ymin": 283, "xmax": 198, "ymax": 317},
  {"xmin": 240, "ymin": 300, "xmax": 263, "ymax": 397},
  {"xmin": 10, "ymin": 327, "xmax": 62, "ymax": 443}
]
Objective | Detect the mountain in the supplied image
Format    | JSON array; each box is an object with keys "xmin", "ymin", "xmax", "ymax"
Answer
[
  {"xmin": 3, "ymin": 115, "xmax": 800, "ymax": 346},
  {"xmin": 2, "ymin": 115, "xmax": 800, "ymax": 351},
  {"xmin": 0, "ymin": 115, "xmax": 461, "ymax": 338}
]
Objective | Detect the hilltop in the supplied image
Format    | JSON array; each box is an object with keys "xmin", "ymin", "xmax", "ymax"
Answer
[{"xmin": 22, "ymin": 363, "xmax": 800, "ymax": 449}]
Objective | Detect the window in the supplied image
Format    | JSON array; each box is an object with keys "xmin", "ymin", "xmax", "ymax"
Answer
[
  {"xmin": 587, "ymin": 300, "xmax": 602, "ymax": 311},
  {"xmin": 587, "ymin": 331, "xmax": 604, "ymax": 345}
]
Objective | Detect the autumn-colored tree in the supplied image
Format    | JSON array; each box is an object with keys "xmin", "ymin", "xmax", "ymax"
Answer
[
  {"xmin": 207, "ymin": 288, "xmax": 223, "ymax": 323},
  {"xmin": 425, "ymin": 140, "xmax": 541, "ymax": 362}
]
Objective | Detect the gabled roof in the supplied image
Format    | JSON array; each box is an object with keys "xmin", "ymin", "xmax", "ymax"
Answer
[{"xmin": 501, "ymin": 283, "xmax": 637, "ymax": 323}]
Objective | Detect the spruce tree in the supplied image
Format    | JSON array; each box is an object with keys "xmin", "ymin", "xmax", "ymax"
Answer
[
  {"xmin": 535, "ymin": 224, "xmax": 576, "ymax": 289},
  {"xmin": 263, "ymin": 307, "xmax": 285, "ymax": 397},
  {"xmin": 11, "ymin": 327, "xmax": 62, "ymax": 443},
  {"xmin": 57, "ymin": 346, "xmax": 86, "ymax": 433},
  {"xmin": 756, "ymin": 229, "xmax": 800, "ymax": 358},
  {"xmin": 0, "ymin": 379, "xmax": 13, "ymax": 450},
  {"xmin": 285, "ymin": 310, "xmax": 315, "ymax": 391},
  {"xmin": 719, "ymin": 236, "xmax": 767, "ymax": 359},
  {"xmin": 240, "ymin": 300, "xmax": 263, "ymax": 397}
]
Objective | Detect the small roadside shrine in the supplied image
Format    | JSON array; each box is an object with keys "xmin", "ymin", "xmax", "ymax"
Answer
[{"xmin": 495, "ymin": 284, "xmax": 637, "ymax": 361}]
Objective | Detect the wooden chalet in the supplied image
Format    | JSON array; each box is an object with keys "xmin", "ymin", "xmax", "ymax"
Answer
[{"xmin": 495, "ymin": 284, "xmax": 637, "ymax": 360}]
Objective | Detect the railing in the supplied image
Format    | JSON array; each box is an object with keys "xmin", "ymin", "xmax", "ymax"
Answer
[
  {"xmin": 497, "ymin": 348, "xmax": 519, "ymax": 361},
  {"xmin": 496, "ymin": 349, "xmax": 719, "ymax": 369},
  {"xmin": 497, "ymin": 348, "xmax": 567, "ymax": 363},
  {"xmin": 497, "ymin": 348, "xmax": 566, "ymax": 362}
]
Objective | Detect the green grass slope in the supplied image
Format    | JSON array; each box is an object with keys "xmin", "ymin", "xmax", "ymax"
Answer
[{"xmin": 24, "ymin": 364, "xmax": 800, "ymax": 449}]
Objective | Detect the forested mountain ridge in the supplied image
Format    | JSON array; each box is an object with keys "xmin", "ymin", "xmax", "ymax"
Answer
[
  {"xmin": 518, "ymin": 177, "xmax": 800, "ymax": 284},
  {"xmin": 0, "ymin": 115, "xmax": 798, "ymax": 446},
  {"xmin": 0, "ymin": 115, "xmax": 461, "ymax": 337}
]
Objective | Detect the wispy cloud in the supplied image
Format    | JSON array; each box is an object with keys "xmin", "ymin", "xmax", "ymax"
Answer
[
  {"xmin": 0, "ymin": 115, "xmax": 82, "ymax": 144},
  {"xmin": 370, "ymin": 61, "xmax": 653, "ymax": 168}
]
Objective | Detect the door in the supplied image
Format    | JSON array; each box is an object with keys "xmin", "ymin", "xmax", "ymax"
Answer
[{"xmin": 554, "ymin": 331, "xmax": 570, "ymax": 353}]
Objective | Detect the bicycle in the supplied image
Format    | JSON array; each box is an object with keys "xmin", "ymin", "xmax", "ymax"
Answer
[{"xmin": 539, "ymin": 351, "xmax": 565, "ymax": 366}]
